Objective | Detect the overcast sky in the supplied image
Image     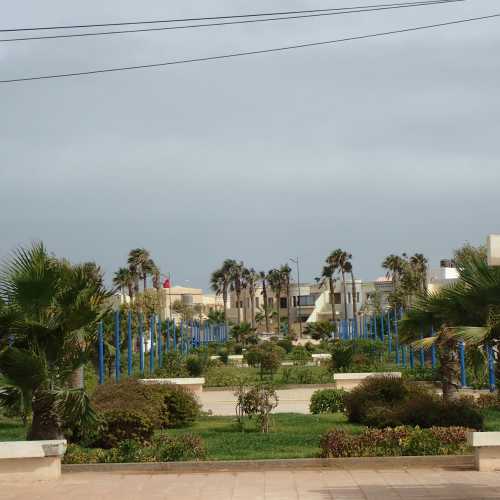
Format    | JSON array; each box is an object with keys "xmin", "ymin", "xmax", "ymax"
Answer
[{"xmin": 1, "ymin": 0, "xmax": 499, "ymax": 289}]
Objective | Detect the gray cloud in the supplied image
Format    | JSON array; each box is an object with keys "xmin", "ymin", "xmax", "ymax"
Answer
[{"xmin": 1, "ymin": 0, "xmax": 499, "ymax": 287}]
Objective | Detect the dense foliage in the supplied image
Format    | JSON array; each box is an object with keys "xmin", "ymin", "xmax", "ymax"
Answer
[
  {"xmin": 309, "ymin": 389, "xmax": 346, "ymax": 414},
  {"xmin": 320, "ymin": 426, "xmax": 470, "ymax": 458}
]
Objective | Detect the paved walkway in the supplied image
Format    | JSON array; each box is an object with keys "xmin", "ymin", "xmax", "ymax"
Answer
[
  {"xmin": 202, "ymin": 388, "xmax": 317, "ymax": 415},
  {"xmin": 5, "ymin": 468, "xmax": 500, "ymax": 499}
]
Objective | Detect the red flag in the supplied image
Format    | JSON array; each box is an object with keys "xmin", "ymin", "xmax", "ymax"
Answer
[{"xmin": 163, "ymin": 278, "xmax": 171, "ymax": 289}]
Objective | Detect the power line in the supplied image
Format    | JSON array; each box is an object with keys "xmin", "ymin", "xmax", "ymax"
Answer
[
  {"xmin": 1, "ymin": 12, "xmax": 498, "ymax": 84},
  {"xmin": 0, "ymin": 1, "xmax": 464, "ymax": 43},
  {"xmin": 0, "ymin": 0, "xmax": 463, "ymax": 32}
]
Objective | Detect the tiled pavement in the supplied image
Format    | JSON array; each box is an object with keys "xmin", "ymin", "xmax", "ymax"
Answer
[{"xmin": 4, "ymin": 468, "xmax": 500, "ymax": 499}]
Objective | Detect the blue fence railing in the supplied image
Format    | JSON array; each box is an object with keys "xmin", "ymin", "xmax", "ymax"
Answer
[
  {"xmin": 333, "ymin": 308, "xmax": 496, "ymax": 392},
  {"xmin": 97, "ymin": 311, "xmax": 228, "ymax": 384}
]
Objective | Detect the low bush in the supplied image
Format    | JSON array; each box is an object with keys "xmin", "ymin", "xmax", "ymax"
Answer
[
  {"xmin": 344, "ymin": 375, "xmax": 410, "ymax": 423},
  {"xmin": 96, "ymin": 410, "xmax": 154, "ymax": 449},
  {"xmin": 277, "ymin": 339, "xmax": 293, "ymax": 354},
  {"xmin": 185, "ymin": 354, "xmax": 204, "ymax": 377},
  {"xmin": 320, "ymin": 425, "xmax": 470, "ymax": 458},
  {"xmin": 291, "ymin": 346, "xmax": 312, "ymax": 366},
  {"xmin": 278, "ymin": 366, "xmax": 334, "ymax": 385},
  {"xmin": 152, "ymin": 433, "xmax": 207, "ymax": 461},
  {"xmin": 329, "ymin": 341, "xmax": 354, "ymax": 372},
  {"xmin": 310, "ymin": 389, "xmax": 346, "ymax": 414},
  {"xmin": 475, "ymin": 393, "xmax": 499, "ymax": 410},
  {"xmin": 63, "ymin": 434, "xmax": 207, "ymax": 464},
  {"xmin": 91, "ymin": 379, "xmax": 200, "ymax": 430}
]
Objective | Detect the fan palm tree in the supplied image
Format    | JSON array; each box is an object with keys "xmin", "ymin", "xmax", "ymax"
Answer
[
  {"xmin": 399, "ymin": 252, "xmax": 500, "ymax": 396},
  {"xmin": 343, "ymin": 260, "xmax": 358, "ymax": 332},
  {"xmin": 320, "ymin": 264, "xmax": 337, "ymax": 324},
  {"xmin": 229, "ymin": 261, "xmax": 245, "ymax": 325},
  {"xmin": 327, "ymin": 249, "xmax": 351, "ymax": 320},
  {"xmin": 267, "ymin": 268, "xmax": 284, "ymax": 334},
  {"xmin": 382, "ymin": 254, "xmax": 406, "ymax": 290},
  {"xmin": 113, "ymin": 267, "xmax": 131, "ymax": 296},
  {"xmin": 243, "ymin": 267, "xmax": 259, "ymax": 329},
  {"xmin": 210, "ymin": 259, "xmax": 234, "ymax": 323},
  {"xmin": 280, "ymin": 264, "xmax": 292, "ymax": 335},
  {"xmin": 409, "ymin": 253, "xmax": 428, "ymax": 293},
  {"xmin": 0, "ymin": 243, "xmax": 111, "ymax": 439},
  {"xmin": 259, "ymin": 271, "xmax": 271, "ymax": 332},
  {"xmin": 127, "ymin": 248, "xmax": 154, "ymax": 292}
]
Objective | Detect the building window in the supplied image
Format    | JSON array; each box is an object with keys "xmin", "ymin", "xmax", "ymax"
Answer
[
  {"xmin": 297, "ymin": 295, "xmax": 315, "ymax": 306},
  {"xmin": 268, "ymin": 297, "xmax": 274, "ymax": 307},
  {"xmin": 356, "ymin": 292, "xmax": 360, "ymax": 303},
  {"xmin": 348, "ymin": 292, "xmax": 352, "ymax": 304},
  {"xmin": 334, "ymin": 293, "xmax": 342, "ymax": 304},
  {"xmin": 239, "ymin": 301, "xmax": 243, "ymax": 308},
  {"xmin": 293, "ymin": 296, "xmax": 297, "ymax": 307},
  {"xmin": 280, "ymin": 297, "xmax": 287, "ymax": 309}
]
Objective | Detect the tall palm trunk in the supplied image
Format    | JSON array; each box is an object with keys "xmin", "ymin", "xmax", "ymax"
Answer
[
  {"xmin": 250, "ymin": 290, "xmax": 256, "ymax": 329},
  {"xmin": 341, "ymin": 270, "xmax": 348, "ymax": 320},
  {"xmin": 236, "ymin": 291, "xmax": 241, "ymax": 325},
  {"xmin": 223, "ymin": 288, "xmax": 228, "ymax": 323},
  {"xmin": 329, "ymin": 277, "xmax": 336, "ymax": 324},
  {"xmin": 350, "ymin": 271, "xmax": 357, "ymax": 333},
  {"xmin": 275, "ymin": 287, "xmax": 281, "ymax": 334},
  {"xmin": 262, "ymin": 281, "xmax": 270, "ymax": 332},
  {"xmin": 243, "ymin": 291, "xmax": 248, "ymax": 324}
]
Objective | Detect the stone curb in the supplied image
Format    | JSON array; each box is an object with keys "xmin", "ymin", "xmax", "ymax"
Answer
[{"xmin": 63, "ymin": 455, "xmax": 474, "ymax": 474}]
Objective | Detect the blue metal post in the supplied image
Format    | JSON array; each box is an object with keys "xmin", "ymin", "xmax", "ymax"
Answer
[
  {"xmin": 387, "ymin": 311, "xmax": 392, "ymax": 354},
  {"xmin": 158, "ymin": 316, "xmax": 163, "ymax": 368},
  {"xmin": 401, "ymin": 346, "xmax": 407, "ymax": 368},
  {"xmin": 165, "ymin": 320, "xmax": 170, "ymax": 352},
  {"xmin": 114, "ymin": 310, "xmax": 121, "ymax": 382},
  {"xmin": 380, "ymin": 313, "xmax": 385, "ymax": 342},
  {"xmin": 98, "ymin": 320, "xmax": 104, "ymax": 384},
  {"xmin": 419, "ymin": 330, "xmax": 425, "ymax": 368},
  {"xmin": 409, "ymin": 347, "xmax": 414, "ymax": 369},
  {"xmin": 127, "ymin": 310, "xmax": 132, "ymax": 376},
  {"xmin": 173, "ymin": 320, "xmax": 177, "ymax": 351},
  {"xmin": 459, "ymin": 341, "xmax": 467, "ymax": 388},
  {"xmin": 488, "ymin": 345, "xmax": 496, "ymax": 392},
  {"xmin": 374, "ymin": 315, "xmax": 377, "ymax": 341},
  {"xmin": 149, "ymin": 316, "xmax": 155, "ymax": 373},
  {"xmin": 139, "ymin": 314, "xmax": 144, "ymax": 375}
]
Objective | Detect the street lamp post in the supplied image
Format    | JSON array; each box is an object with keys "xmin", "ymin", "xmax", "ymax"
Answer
[{"xmin": 290, "ymin": 257, "xmax": 302, "ymax": 338}]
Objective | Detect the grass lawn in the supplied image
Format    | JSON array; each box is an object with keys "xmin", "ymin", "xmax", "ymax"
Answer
[
  {"xmin": 165, "ymin": 413, "xmax": 363, "ymax": 460},
  {"xmin": 0, "ymin": 415, "xmax": 26, "ymax": 441}
]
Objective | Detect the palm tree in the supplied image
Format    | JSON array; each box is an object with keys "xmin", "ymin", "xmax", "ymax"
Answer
[
  {"xmin": 382, "ymin": 254, "xmax": 406, "ymax": 291},
  {"xmin": 127, "ymin": 248, "xmax": 154, "ymax": 292},
  {"xmin": 343, "ymin": 260, "xmax": 358, "ymax": 332},
  {"xmin": 267, "ymin": 269, "xmax": 284, "ymax": 334},
  {"xmin": 229, "ymin": 261, "xmax": 245, "ymax": 325},
  {"xmin": 210, "ymin": 259, "xmax": 234, "ymax": 322},
  {"xmin": 0, "ymin": 243, "xmax": 111, "ymax": 439},
  {"xmin": 320, "ymin": 265, "xmax": 337, "ymax": 323},
  {"xmin": 399, "ymin": 252, "xmax": 500, "ymax": 396},
  {"xmin": 327, "ymin": 249, "xmax": 351, "ymax": 320},
  {"xmin": 280, "ymin": 264, "xmax": 292, "ymax": 336},
  {"xmin": 409, "ymin": 253, "xmax": 428, "ymax": 293},
  {"xmin": 259, "ymin": 271, "xmax": 271, "ymax": 332},
  {"xmin": 113, "ymin": 267, "xmax": 131, "ymax": 296},
  {"xmin": 243, "ymin": 267, "xmax": 259, "ymax": 329}
]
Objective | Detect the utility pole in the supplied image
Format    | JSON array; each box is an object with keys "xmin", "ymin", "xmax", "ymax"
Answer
[{"xmin": 290, "ymin": 257, "xmax": 302, "ymax": 338}]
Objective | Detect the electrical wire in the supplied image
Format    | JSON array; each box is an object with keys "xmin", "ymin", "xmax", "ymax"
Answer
[
  {"xmin": 0, "ymin": 0, "xmax": 464, "ymax": 32},
  {"xmin": 1, "ymin": 12, "xmax": 498, "ymax": 84},
  {"xmin": 0, "ymin": 1, "xmax": 465, "ymax": 43}
]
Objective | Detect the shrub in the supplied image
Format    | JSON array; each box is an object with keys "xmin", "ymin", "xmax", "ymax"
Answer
[
  {"xmin": 91, "ymin": 379, "xmax": 200, "ymax": 429},
  {"xmin": 291, "ymin": 346, "xmax": 312, "ymax": 366},
  {"xmin": 329, "ymin": 341, "xmax": 354, "ymax": 372},
  {"xmin": 344, "ymin": 375, "xmax": 409, "ymax": 424},
  {"xmin": 235, "ymin": 383, "xmax": 279, "ymax": 432},
  {"xmin": 310, "ymin": 389, "xmax": 346, "ymax": 414},
  {"xmin": 362, "ymin": 406, "xmax": 403, "ymax": 428},
  {"xmin": 277, "ymin": 339, "xmax": 293, "ymax": 354},
  {"xmin": 277, "ymin": 366, "xmax": 334, "ymax": 385},
  {"xmin": 320, "ymin": 426, "xmax": 470, "ymax": 458},
  {"xmin": 153, "ymin": 433, "xmax": 207, "ymax": 461},
  {"xmin": 160, "ymin": 352, "xmax": 189, "ymax": 377},
  {"xmin": 217, "ymin": 348, "xmax": 229, "ymax": 364},
  {"xmin": 233, "ymin": 343, "xmax": 243, "ymax": 355},
  {"xmin": 475, "ymin": 393, "xmax": 499, "ymax": 409},
  {"xmin": 186, "ymin": 354, "xmax": 204, "ymax": 377},
  {"xmin": 96, "ymin": 410, "xmax": 154, "ymax": 449}
]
